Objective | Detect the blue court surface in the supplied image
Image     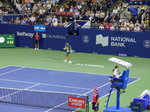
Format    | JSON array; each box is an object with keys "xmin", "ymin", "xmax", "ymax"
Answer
[{"xmin": 0, "ymin": 66, "xmax": 139, "ymax": 112}]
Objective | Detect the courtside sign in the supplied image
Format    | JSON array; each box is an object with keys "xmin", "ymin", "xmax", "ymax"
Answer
[{"xmin": 68, "ymin": 96, "xmax": 86, "ymax": 108}]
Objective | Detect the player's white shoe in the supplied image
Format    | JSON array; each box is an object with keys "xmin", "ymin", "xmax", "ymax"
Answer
[
  {"xmin": 68, "ymin": 61, "xmax": 72, "ymax": 63},
  {"xmin": 63, "ymin": 60, "xmax": 67, "ymax": 63}
]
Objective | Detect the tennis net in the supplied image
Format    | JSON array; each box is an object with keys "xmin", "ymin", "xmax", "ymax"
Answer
[{"xmin": 0, "ymin": 87, "xmax": 89, "ymax": 112}]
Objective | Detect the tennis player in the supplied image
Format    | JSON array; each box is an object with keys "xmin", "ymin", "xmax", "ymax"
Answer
[
  {"xmin": 92, "ymin": 88, "xmax": 99, "ymax": 112},
  {"xmin": 34, "ymin": 32, "xmax": 40, "ymax": 50},
  {"xmin": 63, "ymin": 42, "xmax": 72, "ymax": 63}
]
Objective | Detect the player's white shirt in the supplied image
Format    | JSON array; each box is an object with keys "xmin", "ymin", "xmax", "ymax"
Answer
[{"xmin": 113, "ymin": 68, "xmax": 121, "ymax": 78}]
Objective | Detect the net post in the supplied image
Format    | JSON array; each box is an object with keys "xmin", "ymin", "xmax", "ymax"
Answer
[{"xmin": 87, "ymin": 95, "xmax": 89, "ymax": 112}]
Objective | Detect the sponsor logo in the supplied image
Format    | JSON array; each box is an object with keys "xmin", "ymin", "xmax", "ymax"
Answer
[
  {"xmin": 82, "ymin": 35, "xmax": 90, "ymax": 43},
  {"xmin": 68, "ymin": 96, "xmax": 86, "ymax": 108},
  {"xmin": 143, "ymin": 40, "xmax": 150, "ymax": 48},
  {"xmin": 0, "ymin": 95, "xmax": 11, "ymax": 102},
  {"xmin": 96, "ymin": 34, "xmax": 137, "ymax": 47},
  {"xmin": 132, "ymin": 106, "xmax": 138, "ymax": 109},
  {"xmin": 96, "ymin": 34, "xmax": 109, "ymax": 46},
  {"xmin": 0, "ymin": 37, "xmax": 5, "ymax": 43},
  {"xmin": 76, "ymin": 63, "xmax": 104, "ymax": 68},
  {"xmin": 42, "ymin": 33, "xmax": 66, "ymax": 39},
  {"xmin": 17, "ymin": 31, "xmax": 34, "ymax": 38}
]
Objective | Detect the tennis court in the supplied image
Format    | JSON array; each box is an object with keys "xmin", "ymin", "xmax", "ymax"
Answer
[{"xmin": 0, "ymin": 65, "xmax": 139, "ymax": 112}]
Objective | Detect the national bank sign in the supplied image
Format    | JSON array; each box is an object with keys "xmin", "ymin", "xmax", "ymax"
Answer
[{"xmin": 96, "ymin": 34, "xmax": 137, "ymax": 47}]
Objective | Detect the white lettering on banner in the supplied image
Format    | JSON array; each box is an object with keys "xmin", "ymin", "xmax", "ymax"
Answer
[
  {"xmin": 69, "ymin": 98, "xmax": 85, "ymax": 104},
  {"xmin": 0, "ymin": 95, "xmax": 12, "ymax": 102},
  {"xmin": 17, "ymin": 31, "xmax": 34, "ymax": 38},
  {"xmin": 76, "ymin": 63, "xmax": 104, "ymax": 68},
  {"xmin": 111, "ymin": 37, "xmax": 136, "ymax": 43},
  {"xmin": 42, "ymin": 33, "xmax": 66, "ymax": 39},
  {"xmin": 111, "ymin": 42, "xmax": 125, "ymax": 47},
  {"xmin": 110, "ymin": 37, "xmax": 136, "ymax": 47},
  {"xmin": 95, "ymin": 34, "xmax": 137, "ymax": 47}
]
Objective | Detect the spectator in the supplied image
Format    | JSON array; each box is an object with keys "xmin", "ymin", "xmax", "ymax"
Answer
[
  {"xmin": 129, "ymin": 21, "xmax": 134, "ymax": 30},
  {"xmin": 32, "ymin": 4, "xmax": 38, "ymax": 13},
  {"xmin": 3, "ymin": 9, "xmax": 8, "ymax": 15},
  {"xmin": 135, "ymin": 20, "xmax": 140, "ymax": 27},
  {"xmin": 52, "ymin": 15, "xmax": 58, "ymax": 23},
  {"xmin": 9, "ymin": 18, "xmax": 15, "ymax": 24},
  {"xmin": 29, "ymin": 14, "xmax": 36, "ymax": 25},
  {"xmin": 115, "ymin": 23, "xmax": 121, "ymax": 34},
  {"xmin": 46, "ymin": 15, "xmax": 52, "ymax": 22},
  {"xmin": 45, "ymin": 20, "xmax": 53, "ymax": 26},
  {"xmin": 8, "ymin": 7, "xmax": 14, "ymax": 14},
  {"xmin": 140, "ymin": 21, "xmax": 146, "ymax": 32},
  {"xmin": 26, "ymin": 2, "xmax": 32, "ymax": 9},
  {"xmin": 134, "ymin": 25, "xmax": 141, "ymax": 32},
  {"xmin": 112, "ymin": 7, "xmax": 118, "ymax": 16},
  {"xmin": 0, "ymin": 1, "xmax": 3, "ymax": 8},
  {"xmin": 80, "ymin": 8, "xmax": 86, "ymax": 19},
  {"xmin": 110, "ymin": 24, "xmax": 115, "ymax": 30},
  {"xmin": 126, "ymin": 25, "xmax": 130, "ymax": 31},
  {"xmin": 138, "ymin": 5, "xmax": 145, "ymax": 23},
  {"xmin": 74, "ymin": 9, "xmax": 80, "ymax": 19},
  {"xmin": 120, "ymin": 25, "xmax": 126, "ymax": 31},
  {"xmin": 99, "ymin": 24, "xmax": 104, "ymax": 30},
  {"xmin": 144, "ymin": 13, "xmax": 149, "ymax": 27},
  {"xmin": 58, "ymin": 21, "xmax": 64, "ymax": 27},
  {"xmin": 104, "ymin": 24, "xmax": 110, "ymax": 30},
  {"xmin": 73, "ymin": 23, "xmax": 80, "ymax": 35},
  {"xmin": 52, "ymin": 20, "xmax": 58, "ymax": 27},
  {"xmin": 104, "ymin": 11, "xmax": 111, "ymax": 22},
  {"xmin": 46, "ymin": 0, "xmax": 51, "ymax": 10},
  {"xmin": 21, "ymin": 17, "xmax": 27, "ymax": 25},
  {"xmin": 69, "ymin": 6, "xmax": 75, "ymax": 12},
  {"xmin": 76, "ymin": 3, "xmax": 82, "ymax": 10},
  {"xmin": 63, "ymin": 21, "xmax": 69, "ymax": 27},
  {"xmin": 16, "ymin": 2, "xmax": 22, "ymax": 13},
  {"xmin": 39, "ymin": 7, "xmax": 46, "ymax": 16},
  {"xmin": 59, "ymin": 6, "xmax": 65, "ymax": 12},
  {"xmin": 99, "ymin": 10, "xmax": 105, "ymax": 23},
  {"xmin": 124, "ymin": 20, "xmax": 130, "ymax": 27},
  {"xmin": 14, "ymin": 17, "xmax": 21, "ymax": 24}
]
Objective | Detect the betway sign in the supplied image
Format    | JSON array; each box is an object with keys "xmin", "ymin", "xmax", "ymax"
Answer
[{"xmin": 17, "ymin": 31, "xmax": 34, "ymax": 38}]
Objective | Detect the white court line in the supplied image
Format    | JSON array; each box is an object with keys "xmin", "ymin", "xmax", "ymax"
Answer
[
  {"xmin": 1, "ymin": 66, "xmax": 141, "ymax": 111},
  {"xmin": 0, "ymin": 78, "xmax": 91, "ymax": 90},
  {"xmin": 9, "ymin": 65, "xmax": 140, "ymax": 79},
  {"xmin": 0, "ymin": 66, "xmax": 12, "ymax": 70},
  {"xmin": 44, "ymin": 82, "xmax": 111, "ymax": 112},
  {"xmin": 0, "ymin": 67, "xmax": 25, "ymax": 76},
  {"xmin": 45, "ymin": 78, "xmax": 141, "ymax": 112},
  {"xmin": 0, "ymin": 83, "xmax": 40, "ymax": 100}
]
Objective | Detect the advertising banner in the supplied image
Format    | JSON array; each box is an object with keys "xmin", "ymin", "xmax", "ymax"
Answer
[{"xmin": 0, "ymin": 34, "xmax": 15, "ymax": 47}]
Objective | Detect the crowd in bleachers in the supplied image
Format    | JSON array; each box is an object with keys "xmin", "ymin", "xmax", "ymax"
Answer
[{"xmin": 0, "ymin": 0, "xmax": 150, "ymax": 32}]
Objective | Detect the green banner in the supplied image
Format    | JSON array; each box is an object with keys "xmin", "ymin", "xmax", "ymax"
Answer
[{"xmin": 0, "ymin": 34, "xmax": 15, "ymax": 47}]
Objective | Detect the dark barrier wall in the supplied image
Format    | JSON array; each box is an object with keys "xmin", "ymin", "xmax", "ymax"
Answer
[{"xmin": 0, "ymin": 24, "xmax": 149, "ymax": 58}]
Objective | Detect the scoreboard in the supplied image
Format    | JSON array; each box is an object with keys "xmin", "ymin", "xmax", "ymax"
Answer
[{"xmin": 0, "ymin": 34, "xmax": 15, "ymax": 47}]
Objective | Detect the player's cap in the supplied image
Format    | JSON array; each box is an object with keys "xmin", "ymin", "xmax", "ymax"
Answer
[{"xmin": 93, "ymin": 88, "xmax": 98, "ymax": 90}]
